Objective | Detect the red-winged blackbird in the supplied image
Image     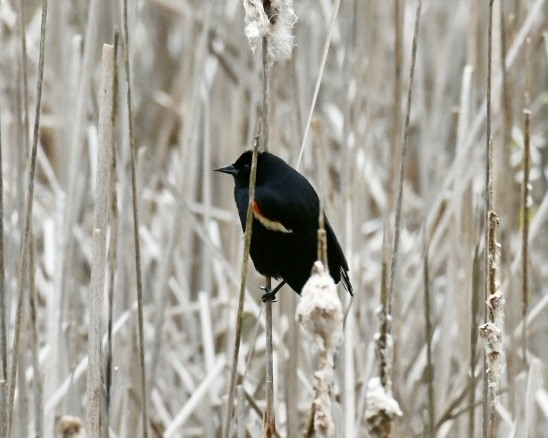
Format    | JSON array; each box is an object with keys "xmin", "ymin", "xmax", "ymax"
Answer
[{"xmin": 216, "ymin": 150, "xmax": 353, "ymax": 301}]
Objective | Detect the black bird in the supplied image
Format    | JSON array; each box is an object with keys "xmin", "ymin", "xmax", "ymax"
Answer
[{"xmin": 215, "ymin": 150, "xmax": 352, "ymax": 301}]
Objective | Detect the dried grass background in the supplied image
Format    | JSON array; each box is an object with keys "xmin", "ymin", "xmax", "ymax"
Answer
[{"xmin": 0, "ymin": 0, "xmax": 547, "ymax": 436}]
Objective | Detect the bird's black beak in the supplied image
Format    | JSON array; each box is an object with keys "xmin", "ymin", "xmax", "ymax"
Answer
[{"xmin": 214, "ymin": 163, "xmax": 238, "ymax": 175}]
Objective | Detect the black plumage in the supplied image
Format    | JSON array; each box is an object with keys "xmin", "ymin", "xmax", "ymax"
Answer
[{"xmin": 216, "ymin": 150, "xmax": 352, "ymax": 299}]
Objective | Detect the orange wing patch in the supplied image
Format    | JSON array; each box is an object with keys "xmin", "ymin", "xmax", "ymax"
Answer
[{"xmin": 252, "ymin": 200, "xmax": 293, "ymax": 233}]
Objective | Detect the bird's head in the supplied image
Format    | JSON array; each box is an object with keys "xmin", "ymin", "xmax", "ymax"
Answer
[{"xmin": 214, "ymin": 150, "xmax": 257, "ymax": 187}]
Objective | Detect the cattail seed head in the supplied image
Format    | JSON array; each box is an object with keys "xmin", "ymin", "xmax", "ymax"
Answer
[
  {"xmin": 296, "ymin": 261, "xmax": 343, "ymax": 354},
  {"xmin": 243, "ymin": 0, "xmax": 297, "ymax": 62}
]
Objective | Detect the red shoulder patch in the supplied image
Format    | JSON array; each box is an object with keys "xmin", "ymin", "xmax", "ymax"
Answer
[{"xmin": 252, "ymin": 199, "xmax": 293, "ymax": 233}]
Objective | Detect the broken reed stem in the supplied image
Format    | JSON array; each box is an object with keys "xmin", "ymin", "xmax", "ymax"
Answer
[
  {"xmin": 423, "ymin": 239, "xmax": 434, "ymax": 437},
  {"xmin": 7, "ymin": 0, "xmax": 48, "ymax": 433},
  {"xmin": 28, "ymin": 228, "xmax": 43, "ymax": 438},
  {"xmin": 389, "ymin": 0, "xmax": 422, "ymax": 313},
  {"xmin": 87, "ymin": 43, "xmax": 115, "ymax": 437},
  {"xmin": 122, "ymin": 1, "xmax": 149, "ymax": 435},
  {"xmin": 520, "ymin": 109, "xmax": 531, "ymax": 367},
  {"xmin": 297, "ymin": 0, "xmax": 341, "ymax": 169},
  {"xmin": 483, "ymin": 2, "xmax": 494, "ymax": 437},
  {"xmin": 262, "ymin": 34, "xmax": 276, "ymax": 438},
  {"xmin": 223, "ymin": 140, "xmax": 260, "ymax": 438},
  {"xmin": 0, "ymin": 104, "xmax": 6, "ymax": 438},
  {"xmin": 106, "ymin": 31, "xmax": 120, "ymax": 433}
]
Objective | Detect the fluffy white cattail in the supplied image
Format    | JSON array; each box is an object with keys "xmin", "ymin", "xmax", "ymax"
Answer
[
  {"xmin": 297, "ymin": 261, "xmax": 343, "ymax": 354},
  {"xmin": 296, "ymin": 261, "xmax": 343, "ymax": 437},
  {"xmin": 365, "ymin": 377, "xmax": 403, "ymax": 435},
  {"xmin": 243, "ymin": 0, "xmax": 297, "ymax": 62},
  {"xmin": 56, "ymin": 415, "xmax": 87, "ymax": 438}
]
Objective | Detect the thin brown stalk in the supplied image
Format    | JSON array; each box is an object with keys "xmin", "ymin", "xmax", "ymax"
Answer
[
  {"xmin": 263, "ymin": 278, "xmax": 276, "ymax": 437},
  {"xmin": 391, "ymin": 0, "xmax": 402, "ymax": 205},
  {"xmin": 521, "ymin": 109, "xmax": 531, "ymax": 367},
  {"xmin": 423, "ymin": 238, "xmax": 434, "ymax": 437},
  {"xmin": 223, "ymin": 139, "xmax": 260, "ymax": 438},
  {"xmin": 499, "ymin": 2, "xmax": 512, "ymax": 155},
  {"xmin": 483, "ymin": 2, "xmax": 494, "ymax": 437},
  {"xmin": 379, "ymin": 229, "xmax": 390, "ymax": 390},
  {"xmin": 262, "ymin": 35, "xmax": 276, "ymax": 438},
  {"xmin": 7, "ymin": 0, "xmax": 48, "ymax": 433},
  {"xmin": 28, "ymin": 228, "xmax": 42, "ymax": 438},
  {"xmin": 0, "ymin": 103, "xmax": 6, "ymax": 438},
  {"xmin": 106, "ymin": 31, "xmax": 120, "ymax": 434},
  {"xmin": 122, "ymin": 1, "xmax": 149, "ymax": 435},
  {"xmin": 389, "ymin": 0, "xmax": 422, "ymax": 312},
  {"xmin": 235, "ymin": 307, "xmax": 264, "ymax": 426},
  {"xmin": 296, "ymin": 0, "xmax": 341, "ymax": 169},
  {"xmin": 262, "ymin": 37, "xmax": 276, "ymax": 437},
  {"xmin": 17, "ymin": 0, "xmax": 30, "ymax": 156},
  {"xmin": 468, "ymin": 244, "xmax": 481, "ymax": 437}
]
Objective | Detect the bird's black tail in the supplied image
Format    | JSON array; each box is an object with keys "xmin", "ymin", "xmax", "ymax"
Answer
[{"xmin": 340, "ymin": 268, "xmax": 353, "ymax": 296}]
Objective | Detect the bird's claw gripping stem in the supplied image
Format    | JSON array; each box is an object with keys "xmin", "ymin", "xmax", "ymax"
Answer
[{"xmin": 260, "ymin": 280, "xmax": 286, "ymax": 303}]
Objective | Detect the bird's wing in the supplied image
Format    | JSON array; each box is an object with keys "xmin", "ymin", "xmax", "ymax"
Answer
[{"xmin": 252, "ymin": 185, "xmax": 319, "ymax": 234}]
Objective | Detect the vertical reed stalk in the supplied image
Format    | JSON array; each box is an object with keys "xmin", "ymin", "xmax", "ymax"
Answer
[
  {"xmin": 261, "ymin": 34, "xmax": 276, "ymax": 438},
  {"xmin": 0, "ymin": 104, "xmax": 7, "ymax": 438},
  {"xmin": 122, "ymin": 0, "xmax": 149, "ymax": 434},
  {"xmin": 389, "ymin": 0, "xmax": 422, "ymax": 311},
  {"xmin": 482, "ymin": 2, "xmax": 494, "ymax": 437},
  {"xmin": 520, "ymin": 109, "xmax": 531, "ymax": 366},
  {"xmin": 223, "ymin": 140, "xmax": 260, "ymax": 438},
  {"xmin": 7, "ymin": 0, "xmax": 49, "ymax": 433},
  {"xmin": 87, "ymin": 42, "xmax": 115, "ymax": 437}
]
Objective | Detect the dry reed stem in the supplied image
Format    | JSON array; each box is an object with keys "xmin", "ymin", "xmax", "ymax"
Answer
[
  {"xmin": 28, "ymin": 228, "xmax": 42, "ymax": 438},
  {"xmin": 366, "ymin": 229, "xmax": 402, "ymax": 437},
  {"xmin": 424, "ymin": 0, "xmax": 545, "ymax": 282},
  {"xmin": 224, "ymin": 141, "xmax": 260, "ymax": 438},
  {"xmin": 483, "ymin": 2, "xmax": 494, "ymax": 436},
  {"xmin": 469, "ymin": 244, "xmax": 481, "ymax": 437},
  {"xmin": 520, "ymin": 109, "xmax": 531, "ymax": 367},
  {"xmin": 122, "ymin": 0, "xmax": 149, "ymax": 435},
  {"xmin": 296, "ymin": 0, "xmax": 341, "ymax": 169},
  {"xmin": 391, "ymin": 0, "xmax": 402, "ymax": 204},
  {"xmin": 423, "ymin": 239, "xmax": 434, "ymax": 436},
  {"xmin": 261, "ymin": 33, "xmax": 276, "ymax": 438},
  {"xmin": 164, "ymin": 358, "xmax": 226, "ymax": 437},
  {"xmin": 479, "ymin": 212, "xmax": 504, "ymax": 438},
  {"xmin": 87, "ymin": 43, "xmax": 115, "ymax": 437},
  {"xmin": 105, "ymin": 31, "xmax": 119, "ymax": 432},
  {"xmin": 0, "ymin": 103, "xmax": 6, "ymax": 438},
  {"xmin": 298, "ymin": 136, "xmax": 340, "ymax": 437},
  {"xmin": 7, "ymin": 0, "xmax": 48, "ymax": 433},
  {"xmin": 388, "ymin": 0, "xmax": 422, "ymax": 312},
  {"xmin": 17, "ymin": 0, "xmax": 30, "ymax": 156},
  {"xmin": 264, "ymin": 287, "xmax": 276, "ymax": 437}
]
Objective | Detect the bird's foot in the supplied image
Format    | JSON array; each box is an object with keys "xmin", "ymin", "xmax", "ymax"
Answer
[
  {"xmin": 260, "ymin": 287, "xmax": 277, "ymax": 302},
  {"xmin": 260, "ymin": 280, "xmax": 286, "ymax": 303}
]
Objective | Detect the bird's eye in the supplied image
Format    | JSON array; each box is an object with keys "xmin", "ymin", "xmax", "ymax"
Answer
[{"xmin": 242, "ymin": 164, "xmax": 250, "ymax": 171}]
